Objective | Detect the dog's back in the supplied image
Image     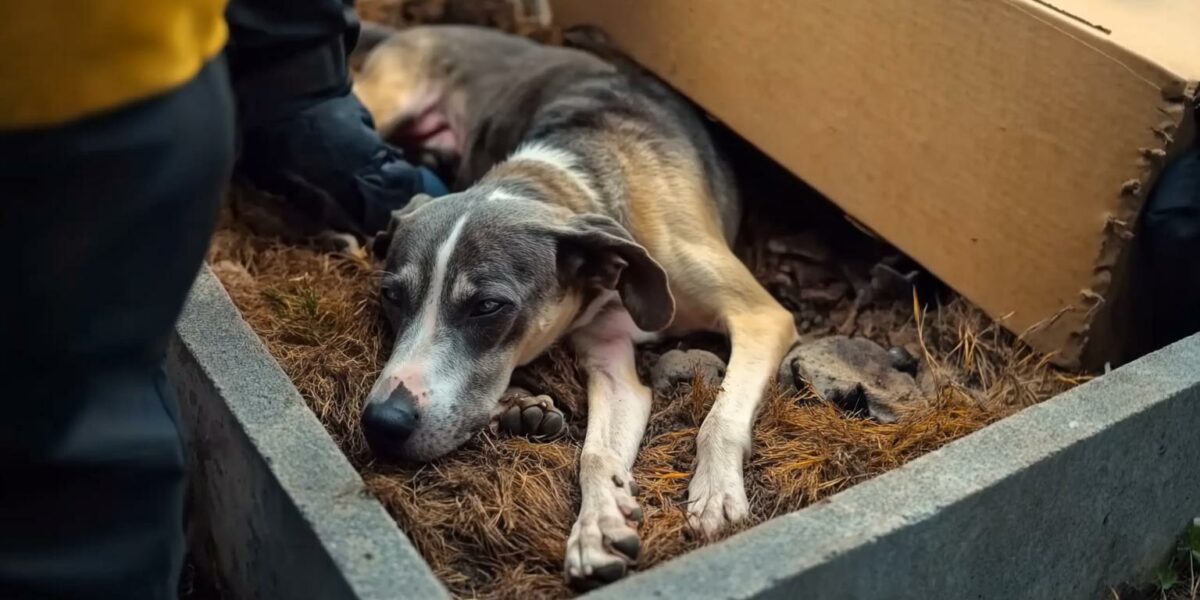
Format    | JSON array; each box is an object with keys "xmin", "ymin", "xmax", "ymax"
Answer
[
  {"xmin": 353, "ymin": 25, "xmax": 740, "ymax": 242},
  {"xmin": 509, "ymin": 49, "xmax": 742, "ymax": 244},
  {"xmin": 354, "ymin": 26, "xmax": 608, "ymax": 182}
]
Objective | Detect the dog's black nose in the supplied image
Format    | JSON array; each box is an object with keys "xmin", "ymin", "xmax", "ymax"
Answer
[{"xmin": 362, "ymin": 387, "xmax": 419, "ymax": 458}]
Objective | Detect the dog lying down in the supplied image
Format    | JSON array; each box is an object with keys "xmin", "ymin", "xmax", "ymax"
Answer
[{"xmin": 353, "ymin": 24, "xmax": 799, "ymax": 588}]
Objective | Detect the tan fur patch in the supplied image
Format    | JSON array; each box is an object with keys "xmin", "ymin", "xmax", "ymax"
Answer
[
  {"xmin": 483, "ymin": 160, "xmax": 595, "ymax": 214},
  {"xmin": 514, "ymin": 290, "xmax": 583, "ymax": 366}
]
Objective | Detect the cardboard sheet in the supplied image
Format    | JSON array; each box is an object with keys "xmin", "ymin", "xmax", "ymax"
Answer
[{"xmin": 550, "ymin": 0, "xmax": 1198, "ymax": 367}]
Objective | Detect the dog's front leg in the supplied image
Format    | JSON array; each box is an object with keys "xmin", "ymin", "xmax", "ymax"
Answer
[
  {"xmin": 563, "ymin": 306, "xmax": 650, "ymax": 589},
  {"xmin": 689, "ymin": 304, "xmax": 797, "ymax": 538}
]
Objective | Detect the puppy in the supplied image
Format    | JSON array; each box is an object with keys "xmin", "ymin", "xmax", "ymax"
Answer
[{"xmin": 354, "ymin": 25, "xmax": 797, "ymax": 588}]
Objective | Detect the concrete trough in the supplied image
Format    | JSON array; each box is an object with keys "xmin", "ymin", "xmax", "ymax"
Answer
[{"xmin": 168, "ymin": 265, "xmax": 1200, "ymax": 600}]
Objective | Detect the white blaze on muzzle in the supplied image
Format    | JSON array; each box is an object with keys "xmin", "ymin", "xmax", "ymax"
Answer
[{"xmin": 368, "ymin": 213, "xmax": 471, "ymax": 408}]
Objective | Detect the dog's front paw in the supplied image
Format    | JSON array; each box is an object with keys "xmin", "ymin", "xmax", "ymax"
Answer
[
  {"xmin": 489, "ymin": 387, "xmax": 565, "ymax": 439},
  {"xmin": 687, "ymin": 454, "xmax": 749, "ymax": 539},
  {"xmin": 565, "ymin": 470, "xmax": 643, "ymax": 590}
]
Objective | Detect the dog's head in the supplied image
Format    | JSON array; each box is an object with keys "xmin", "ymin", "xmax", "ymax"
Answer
[{"xmin": 361, "ymin": 186, "xmax": 674, "ymax": 461}]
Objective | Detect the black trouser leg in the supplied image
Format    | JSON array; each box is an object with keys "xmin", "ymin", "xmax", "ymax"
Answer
[
  {"xmin": 0, "ymin": 58, "xmax": 235, "ymax": 600},
  {"xmin": 1142, "ymin": 146, "xmax": 1200, "ymax": 349}
]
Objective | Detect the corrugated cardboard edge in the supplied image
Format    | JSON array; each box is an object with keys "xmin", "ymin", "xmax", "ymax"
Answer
[
  {"xmin": 1028, "ymin": 82, "xmax": 1196, "ymax": 367},
  {"xmin": 1079, "ymin": 83, "xmax": 1197, "ymax": 368},
  {"xmin": 1011, "ymin": 0, "xmax": 1198, "ymax": 368}
]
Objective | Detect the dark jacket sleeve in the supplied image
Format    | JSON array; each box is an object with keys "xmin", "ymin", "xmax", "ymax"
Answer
[
  {"xmin": 221, "ymin": 0, "xmax": 447, "ymax": 235},
  {"xmin": 224, "ymin": 0, "xmax": 363, "ymax": 126}
]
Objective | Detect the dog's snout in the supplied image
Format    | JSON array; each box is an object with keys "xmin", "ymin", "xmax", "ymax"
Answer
[
  {"xmin": 362, "ymin": 386, "xmax": 420, "ymax": 459},
  {"xmin": 386, "ymin": 364, "xmax": 428, "ymax": 399}
]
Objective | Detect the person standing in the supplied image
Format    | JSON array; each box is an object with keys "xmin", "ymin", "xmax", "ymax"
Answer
[{"xmin": 0, "ymin": 2, "xmax": 443, "ymax": 598}]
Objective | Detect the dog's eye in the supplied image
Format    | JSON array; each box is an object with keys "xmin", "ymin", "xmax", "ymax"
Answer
[
  {"xmin": 470, "ymin": 299, "xmax": 507, "ymax": 317},
  {"xmin": 382, "ymin": 287, "xmax": 403, "ymax": 304}
]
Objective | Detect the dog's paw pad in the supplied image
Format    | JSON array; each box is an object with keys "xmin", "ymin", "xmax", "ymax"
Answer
[{"xmin": 490, "ymin": 388, "xmax": 565, "ymax": 439}]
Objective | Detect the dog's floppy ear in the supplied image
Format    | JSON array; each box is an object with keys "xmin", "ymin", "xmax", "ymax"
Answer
[
  {"xmin": 554, "ymin": 213, "xmax": 675, "ymax": 331},
  {"xmin": 370, "ymin": 193, "xmax": 436, "ymax": 259}
]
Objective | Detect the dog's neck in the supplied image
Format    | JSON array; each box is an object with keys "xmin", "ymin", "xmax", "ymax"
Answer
[
  {"xmin": 478, "ymin": 142, "xmax": 607, "ymax": 217},
  {"xmin": 478, "ymin": 141, "xmax": 632, "ymax": 343}
]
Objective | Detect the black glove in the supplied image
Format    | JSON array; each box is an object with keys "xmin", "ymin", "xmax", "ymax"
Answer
[
  {"xmin": 237, "ymin": 87, "xmax": 447, "ymax": 236},
  {"xmin": 226, "ymin": 1, "xmax": 446, "ymax": 236}
]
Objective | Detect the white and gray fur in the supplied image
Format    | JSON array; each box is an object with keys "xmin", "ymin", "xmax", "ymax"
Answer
[{"xmin": 359, "ymin": 26, "xmax": 739, "ymax": 458}]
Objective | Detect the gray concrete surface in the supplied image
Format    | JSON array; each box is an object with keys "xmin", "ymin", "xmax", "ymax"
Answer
[
  {"xmin": 587, "ymin": 332, "xmax": 1200, "ymax": 600},
  {"xmin": 167, "ymin": 267, "xmax": 448, "ymax": 600}
]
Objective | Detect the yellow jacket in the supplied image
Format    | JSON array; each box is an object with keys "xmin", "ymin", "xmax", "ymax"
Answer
[{"xmin": 0, "ymin": 1, "xmax": 228, "ymax": 131}]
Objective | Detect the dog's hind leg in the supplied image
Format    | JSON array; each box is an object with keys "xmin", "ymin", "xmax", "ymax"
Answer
[
  {"xmin": 563, "ymin": 306, "xmax": 651, "ymax": 589},
  {"xmin": 678, "ymin": 254, "xmax": 797, "ymax": 538}
]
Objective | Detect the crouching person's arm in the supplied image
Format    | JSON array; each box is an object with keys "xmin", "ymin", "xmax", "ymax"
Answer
[{"xmin": 225, "ymin": 0, "xmax": 447, "ymax": 236}]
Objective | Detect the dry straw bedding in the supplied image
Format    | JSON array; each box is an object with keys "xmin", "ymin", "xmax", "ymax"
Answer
[
  {"xmin": 181, "ymin": 1, "xmax": 1089, "ymax": 598},
  {"xmin": 208, "ymin": 182, "xmax": 1085, "ymax": 598}
]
